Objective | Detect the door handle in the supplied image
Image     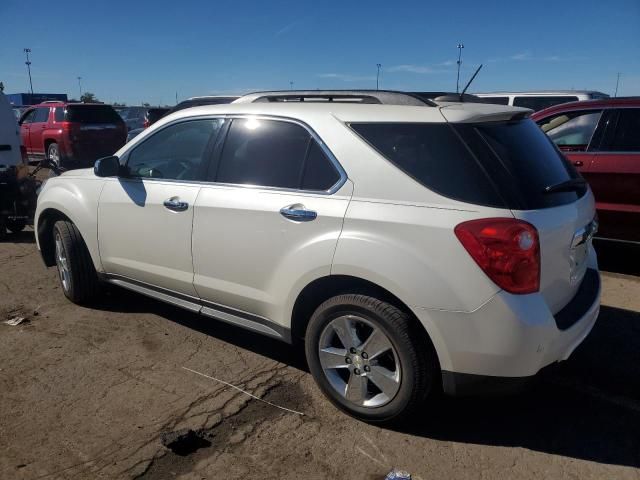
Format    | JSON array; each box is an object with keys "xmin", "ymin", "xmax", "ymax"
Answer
[
  {"xmin": 280, "ymin": 204, "xmax": 317, "ymax": 222},
  {"xmin": 163, "ymin": 198, "xmax": 189, "ymax": 212},
  {"xmin": 573, "ymin": 160, "xmax": 584, "ymax": 167}
]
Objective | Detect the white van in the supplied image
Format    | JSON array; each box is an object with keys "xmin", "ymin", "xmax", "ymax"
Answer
[
  {"xmin": 474, "ymin": 90, "xmax": 609, "ymax": 111},
  {"xmin": 0, "ymin": 92, "xmax": 23, "ymax": 170}
]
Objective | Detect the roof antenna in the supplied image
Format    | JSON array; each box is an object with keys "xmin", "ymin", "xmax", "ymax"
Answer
[{"xmin": 460, "ymin": 64, "xmax": 483, "ymax": 101}]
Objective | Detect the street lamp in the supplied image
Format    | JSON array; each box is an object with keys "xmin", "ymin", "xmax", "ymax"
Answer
[
  {"xmin": 23, "ymin": 48, "xmax": 34, "ymax": 95},
  {"xmin": 614, "ymin": 72, "xmax": 621, "ymax": 97},
  {"xmin": 376, "ymin": 64, "xmax": 382, "ymax": 90},
  {"xmin": 77, "ymin": 76, "xmax": 83, "ymax": 99},
  {"xmin": 456, "ymin": 43, "xmax": 464, "ymax": 93}
]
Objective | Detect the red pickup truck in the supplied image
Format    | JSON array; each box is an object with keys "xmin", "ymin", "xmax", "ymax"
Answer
[
  {"xmin": 532, "ymin": 97, "xmax": 640, "ymax": 244},
  {"xmin": 19, "ymin": 102, "xmax": 127, "ymax": 170}
]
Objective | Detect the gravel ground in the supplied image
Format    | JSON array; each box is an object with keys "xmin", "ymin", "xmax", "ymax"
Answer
[{"xmin": 0, "ymin": 232, "xmax": 639, "ymax": 480}]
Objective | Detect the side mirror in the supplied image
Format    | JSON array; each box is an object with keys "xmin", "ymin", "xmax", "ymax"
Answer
[{"xmin": 94, "ymin": 156, "xmax": 121, "ymax": 177}]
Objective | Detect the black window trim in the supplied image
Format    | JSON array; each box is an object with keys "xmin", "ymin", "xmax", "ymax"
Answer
[{"xmin": 117, "ymin": 114, "xmax": 348, "ymax": 195}]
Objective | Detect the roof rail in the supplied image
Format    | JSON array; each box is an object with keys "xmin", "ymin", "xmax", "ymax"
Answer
[{"xmin": 234, "ymin": 90, "xmax": 437, "ymax": 107}]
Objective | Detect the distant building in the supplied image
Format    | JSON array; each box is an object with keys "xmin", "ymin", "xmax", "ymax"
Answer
[{"xmin": 6, "ymin": 93, "xmax": 68, "ymax": 106}]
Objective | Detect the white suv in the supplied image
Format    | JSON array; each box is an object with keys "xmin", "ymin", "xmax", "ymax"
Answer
[{"xmin": 35, "ymin": 91, "xmax": 601, "ymax": 422}]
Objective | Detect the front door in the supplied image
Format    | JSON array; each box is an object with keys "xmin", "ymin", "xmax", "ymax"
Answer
[
  {"xmin": 192, "ymin": 117, "xmax": 352, "ymax": 328},
  {"xmin": 29, "ymin": 106, "xmax": 51, "ymax": 157},
  {"xmin": 98, "ymin": 117, "xmax": 224, "ymax": 296},
  {"xmin": 18, "ymin": 109, "xmax": 36, "ymax": 155}
]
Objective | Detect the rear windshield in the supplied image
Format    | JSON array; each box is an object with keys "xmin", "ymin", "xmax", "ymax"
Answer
[
  {"xmin": 350, "ymin": 119, "xmax": 585, "ymax": 210},
  {"xmin": 65, "ymin": 105, "xmax": 122, "ymax": 124},
  {"xmin": 512, "ymin": 96, "xmax": 579, "ymax": 111}
]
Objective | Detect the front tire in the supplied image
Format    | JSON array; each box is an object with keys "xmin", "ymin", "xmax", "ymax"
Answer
[
  {"xmin": 305, "ymin": 294, "xmax": 437, "ymax": 423},
  {"xmin": 53, "ymin": 220, "xmax": 99, "ymax": 304}
]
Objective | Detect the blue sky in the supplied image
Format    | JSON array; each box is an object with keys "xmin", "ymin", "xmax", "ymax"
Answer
[{"xmin": 1, "ymin": 0, "xmax": 638, "ymax": 105}]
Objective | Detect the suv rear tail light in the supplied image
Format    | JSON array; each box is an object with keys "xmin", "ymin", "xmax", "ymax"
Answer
[{"xmin": 455, "ymin": 218, "xmax": 540, "ymax": 294}]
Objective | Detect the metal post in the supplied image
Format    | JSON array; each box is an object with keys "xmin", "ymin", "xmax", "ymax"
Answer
[
  {"xmin": 290, "ymin": 81, "xmax": 294, "ymax": 90},
  {"xmin": 376, "ymin": 64, "xmax": 382, "ymax": 90},
  {"xmin": 77, "ymin": 76, "xmax": 82, "ymax": 99},
  {"xmin": 456, "ymin": 43, "xmax": 464, "ymax": 93},
  {"xmin": 24, "ymin": 48, "xmax": 34, "ymax": 95},
  {"xmin": 614, "ymin": 73, "xmax": 621, "ymax": 97}
]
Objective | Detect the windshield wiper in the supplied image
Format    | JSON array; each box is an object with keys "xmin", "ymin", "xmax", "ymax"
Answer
[{"xmin": 543, "ymin": 178, "xmax": 587, "ymax": 194}]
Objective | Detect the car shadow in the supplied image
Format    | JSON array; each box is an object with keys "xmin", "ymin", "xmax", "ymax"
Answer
[
  {"xmin": 93, "ymin": 287, "xmax": 639, "ymax": 468},
  {"xmin": 595, "ymin": 239, "xmax": 640, "ymax": 276},
  {"xmin": 2, "ymin": 230, "xmax": 36, "ymax": 244}
]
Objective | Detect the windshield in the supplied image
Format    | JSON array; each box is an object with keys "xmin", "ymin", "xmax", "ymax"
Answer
[{"xmin": 65, "ymin": 105, "xmax": 122, "ymax": 124}]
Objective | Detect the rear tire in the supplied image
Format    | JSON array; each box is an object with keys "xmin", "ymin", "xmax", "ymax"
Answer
[
  {"xmin": 305, "ymin": 294, "xmax": 437, "ymax": 424},
  {"xmin": 53, "ymin": 220, "xmax": 99, "ymax": 304},
  {"xmin": 47, "ymin": 142, "xmax": 60, "ymax": 168}
]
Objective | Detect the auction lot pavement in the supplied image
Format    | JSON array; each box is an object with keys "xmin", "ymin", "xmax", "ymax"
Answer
[{"xmin": 1, "ymin": 233, "xmax": 639, "ymax": 480}]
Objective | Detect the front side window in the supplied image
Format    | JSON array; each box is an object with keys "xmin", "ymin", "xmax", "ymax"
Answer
[
  {"xmin": 538, "ymin": 110, "xmax": 602, "ymax": 152},
  {"xmin": 607, "ymin": 108, "xmax": 640, "ymax": 152},
  {"xmin": 126, "ymin": 119, "xmax": 223, "ymax": 181},
  {"xmin": 513, "ymin": 96, "xmax": 579, "ymax": 111},
  {"xmin": 20, "ymin": 109, "xmax": 36, "ymax": 124},
  {"xmin": 215, "ymin": 118, "xmax": 340, "ymax": 191},
  {"xmin": 33, "ymin": 107, "xmax": 50, "ymax": 123}
]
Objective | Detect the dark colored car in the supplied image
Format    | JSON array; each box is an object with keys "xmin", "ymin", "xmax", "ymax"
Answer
[
  {"xmin": 19, "ymin": 102, "xmax": 127, "ymax": 170},
  {"xmin": 126, "ymin": 97, "xmax": 238, "ymax": 142},
  {"xmin": 532, "ymin": 97, "xmax": 640, "ymax": 243},
  {"xmin": 117, "ymin": 106, "xmax": 170, "ymax": 131}
]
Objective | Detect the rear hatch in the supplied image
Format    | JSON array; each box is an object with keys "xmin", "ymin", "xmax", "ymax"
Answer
[
  {"xmin": 64, "ymin": 105, "xmax": 126, "ymax": 163},
  {"xmin": 443, "ymin": 111, "xmax": 596, "ymax": 313}
]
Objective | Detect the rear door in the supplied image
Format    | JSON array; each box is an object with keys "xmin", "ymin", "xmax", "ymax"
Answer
[
  {"xmin": 587, "ymin": 107, "xmax": 640, "ymax": 242},
  {"xmin": 536, "ymin": 108, "xmax": 605, "ymax": 174},
  {"xmin": 29, "ymin": 107, "xmax": 51, "ymax": 157},
  {"xmin": 98, "ymin": 118, "xmax": 224, "ymax": 296},
  {"xmin": 191, "ymin": 117, "xmax": 352, "ymax": 329}
]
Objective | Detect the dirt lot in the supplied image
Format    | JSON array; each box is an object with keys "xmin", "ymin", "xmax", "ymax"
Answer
[{"xmin": 1, "ymin": 232, "xmax": 639, "ymax": 480}]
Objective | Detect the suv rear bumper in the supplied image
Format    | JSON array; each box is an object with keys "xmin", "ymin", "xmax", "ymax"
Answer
[{"xmin": 413, "ymin": 265, "xmax": 600, "ymax": 396}]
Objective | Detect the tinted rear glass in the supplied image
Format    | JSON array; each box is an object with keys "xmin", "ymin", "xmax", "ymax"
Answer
[
  {"xmin": 350, "ymin": 123, "xmax": 505, "ymax": 207},
  {"xmin": 513, "ymin": 96, "xmax": 579, "ymax": 111},
  {"xmin": 351, "ymin": 119, "xmax": 584, "ymax": 210},
  {"xmin": 66, "ymin": 105, "xmax": 122, "ymax": 123},
  {"xmin": 480, "ymin": 96, "xmax": 510, "ymax": 105}
]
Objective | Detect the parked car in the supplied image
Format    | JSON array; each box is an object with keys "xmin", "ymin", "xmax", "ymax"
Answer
[
  {"xmin": 474, "ymin": 90, "xmax": 609, "ymax": 111},
  {"xmin": 532, "ymin": 97, "xmax": 640, "ymax": 243},
  {"xmin": 35, "ymin": 90, "xmax": 600, "ymax": 423},
  {"xmin": 117, "ymin": 106, "xmax": 170, "ymax": 132},
  {"xmin": 0, "ymin": 92, "xmax": 37, "ymax": 237},
  {"xmin": 126, "ymin": 107, "xmax": 170, "ymax": 142},
  {"xmin": 19, "ymin": 102, "xmax": 127, "ymax": 170}
]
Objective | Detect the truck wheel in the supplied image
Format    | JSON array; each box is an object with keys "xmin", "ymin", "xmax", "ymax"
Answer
[
  {"xmin": 53, "ymin": 220, "xmax": 99, "ymax": 304},
  {"xmin": 6, "ymin": 219, "xmax": 26, "ymax": 233},
  {"xmin": 47, "ymin": 143, "xmax": 60, "ymax": 167},
  {"xmin": 305, "ymin": 294, "xmax": 437, "ymax": 424}
]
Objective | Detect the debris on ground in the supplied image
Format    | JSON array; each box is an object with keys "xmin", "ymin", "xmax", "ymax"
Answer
[
  {"xmin": 385, "ymin": 469, "xmax": 412, "ymax": 480},
  {"xmin": 4, "ymin": 316, "xmax": 27, "ymax": 326}
]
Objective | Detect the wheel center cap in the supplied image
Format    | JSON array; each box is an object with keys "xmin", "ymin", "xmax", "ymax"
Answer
[{"xmin": 352, "ymin": 355, "xmax": 364, "ymax": 369}]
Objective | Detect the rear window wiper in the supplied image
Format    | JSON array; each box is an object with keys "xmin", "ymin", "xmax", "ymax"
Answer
[{"xmin": 543, "ymin": 178, "xmax": 587, "ymax": 194}]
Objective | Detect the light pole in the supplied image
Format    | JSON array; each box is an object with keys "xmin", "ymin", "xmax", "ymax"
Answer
[
  {"xmin": 614, "ymin": 72, "xmax": 621, "ymax": 97},
  {"xmin": 456, "ymin": 43, "xmax": 464, "ymax": 93},
  {"xmin": 376, "ymin": 63, "xmax": 382, "ymax": 90},
  {"xmin": 23, "ymin": 48, "xmax": 34, "ymax": 95},
  {"xmin": 77, "ymin": 76, "xmax": 82, "ymax": 99}
]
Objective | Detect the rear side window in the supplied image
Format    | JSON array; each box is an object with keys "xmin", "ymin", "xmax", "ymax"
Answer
[
  {"xmin": 537, "ymin": 110, "xmax": 602, "ymax": 151},
  {"xmin": 606, "ymin": 108, "xmax": 640, "ymax": 152},
  {"xmin": 65, "ymin": 105, "xmax": 121, "ymax": 123},
  {"xmin": 54, "ymin": 107, "xmax": 65, "ymax": 122},
  {"xmin": 215, "ymin": 118, "xmax": 341, "ymax": 191},
  {"xmin": 33, "ymin": 107, "xmax": 50, "ymax": 123},
  {"xmin": 350, "ymin": 123, "xmax": 505, "ymax": 207},
  {"xmin": 480, "ymin": 96, "xmax": 509, "ymax": 105},
  {"xmin": 513, "ymin": 96, "xmax": 579, "ymax": 111}
]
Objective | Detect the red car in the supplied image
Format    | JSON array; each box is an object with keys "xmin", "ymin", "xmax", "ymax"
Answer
[
  {"xmin": 532, "ymin": 97, "xmax": 640, "ymax": 243},
  {"xmin": 19, "ymin": 102, "xmax": 127, "ymax": 170}
]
